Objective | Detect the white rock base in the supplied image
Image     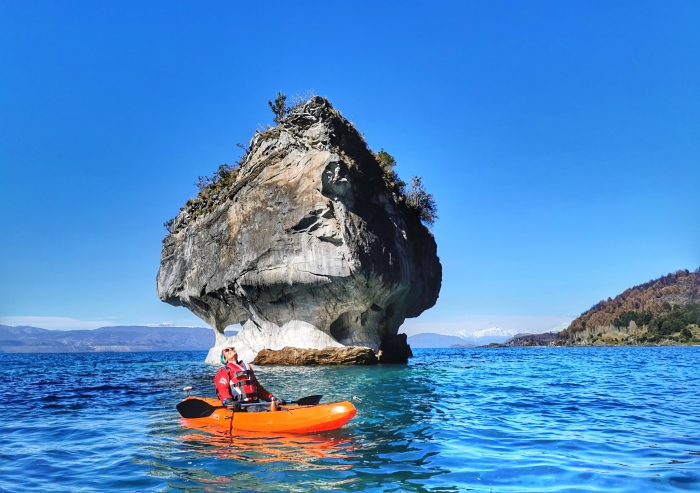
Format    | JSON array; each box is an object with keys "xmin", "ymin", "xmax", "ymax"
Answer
[{"xmin": 204, "ymin": 319, "xmax": 344, "ymax": 365}]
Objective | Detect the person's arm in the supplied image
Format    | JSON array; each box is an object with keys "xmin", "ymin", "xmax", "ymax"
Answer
[
  {"xmin": 214, "ymin": 368, "xmax": 234, "ymax": 403},
  {"xmin": 250, "ymin": 367, "xmax": 273, "ymax": 401}
]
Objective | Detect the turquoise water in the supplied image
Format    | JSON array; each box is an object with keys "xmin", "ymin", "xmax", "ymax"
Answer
[{"xmin": 1, "ymin": 347, "xmax": 699, "ymax": 492}]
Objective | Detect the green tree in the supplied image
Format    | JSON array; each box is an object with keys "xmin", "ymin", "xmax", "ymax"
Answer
[
  {"xmin": 405, "ymin": 175, "xmax": 438, "ymax": 227},
  {"xmin": 375, "ymin": 149, "xmax": 406, "ymax": 192},
  {"xmin": 658, "ymin": 318, "xmax": 684, "ymax": 336},
  {"xmin": 376, "ymin": 149, "xmax": 396, "ymax": 175},
  {"xmin": 194, "ymin": 163, "xmax": 238, "ymax": 191},
  {"xmin": 194, "ymin": 175, "xmax": 214, "ymax": 191},
  {"xmin": 268, "ymin": 92, "xmax": 289, "ymax": 124},
  {"xmin": 214, "ymin": 163, "xmax": 236, "ymax": 182},
  {"xmin": 638, "ymin": 311, "xmax": 654, "ymax": 325},
  {"xmin": 613, "ymin": 310, "xmax": 653, "ymax": 328},
  {"xmin": 373, "ymin": 149, "xmax": 438, "ymax": 226}
]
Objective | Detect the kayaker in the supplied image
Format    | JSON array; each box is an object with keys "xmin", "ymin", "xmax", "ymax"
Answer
[{"xmin": 215, "ymin": 345, "xmax": 280, "ymax": 411}]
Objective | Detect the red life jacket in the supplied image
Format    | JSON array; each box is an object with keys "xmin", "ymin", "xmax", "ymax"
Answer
[{"xmin": 221, "ymin": 361, "xmax": 258, "ymax": 402}]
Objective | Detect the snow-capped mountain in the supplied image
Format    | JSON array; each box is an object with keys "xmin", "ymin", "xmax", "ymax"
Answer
[
  {"xmin": 455, "ymin": 327, "xmax": 519, "ymax": 339},
  {"xmin": 407, "ymin": 333, "xmax": 478, "ymax": 348},
  {"xmin": 451, "ymin": 327, "xmax": 518, "ymax": 345},
  {"xmin": 451, "ymin": 323, "xmax": 570, "ymax": 345}
]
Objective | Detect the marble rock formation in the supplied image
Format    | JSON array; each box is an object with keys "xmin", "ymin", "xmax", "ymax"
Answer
[
  {"xmin": 253, "ymin": 346, "xmax": 378, "ymax": 365},
  {"xmin": 157, "ymin": 96, "xmax": 441, "ymax": 364}
]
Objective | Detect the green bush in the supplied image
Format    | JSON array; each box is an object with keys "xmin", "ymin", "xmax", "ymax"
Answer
[
  {"xmin": 375, "ymin": 149, "xmax": 406, "ymax": 191},
  {"xmin": 659, "ymin": 318, "xmax": 685, "ymax": 335},
  {"xmin": 194, "ymin": 163, "xmax": 238, "ymax": 191},
  {"xmin": 372, "ymin": 149, "xmax": 438, "ymax": 227},
  {"xmin": 405, "ymin": 175, "xmax": 438, "ymax": 227},
  {"xmin": 376, "ymin": 149, "xmax": 396, "ymax": 174},
  {"xmin": 268, "ymin": 92, "xmax": 289, "ymax": 125},
  {"xmin": 612, "ymin": 310, "xmax": 653, "ymax": 328},
  {"xmin": 648, "ymin": 302, "xmax": 700, "ymax": 337},
  {"xmin": 194, "ymin": 175, "xmax": 215, "ymax": 191}
]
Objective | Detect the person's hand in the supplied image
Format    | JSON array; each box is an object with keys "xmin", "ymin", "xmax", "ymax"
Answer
[
  {"xmin": 222, "ymin": 398, "xmax": 236, "ymax": 407},
  {"xmin": 275, "ymin": 397, "xmax": 286, "ymax": 405}
]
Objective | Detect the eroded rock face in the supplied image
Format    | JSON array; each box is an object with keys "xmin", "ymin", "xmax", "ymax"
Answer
[
  {"xmin": 253, "ymin": 346, "xmax": 378, "ymax": 365},
  {"xmin": 157, "ymin": 97, "xmax": 441, "ymax": 364}
]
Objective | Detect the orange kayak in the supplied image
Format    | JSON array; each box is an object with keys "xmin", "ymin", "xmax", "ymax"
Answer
[{"xmin": 178, "ymin": 396, "xmax": 356, "ymax": 433}]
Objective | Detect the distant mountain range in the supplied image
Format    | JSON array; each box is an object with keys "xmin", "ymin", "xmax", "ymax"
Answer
[
  {"xmin": 408, "ymin": 324, "xmax": 569, "ymax": 348},
  {"xmin": 0, "ymin": 325, "xmax": 237, "ymax": 353},
  {"xmin": 406, "ymin": 333, "xmax": 477, "ymax": 348},
  {"xmin": 453, "ymin": 327, "xmax": 520, "ymax": 345},
  {"xmin": 1, "ymin": 322, "xmax": 568, "ymax": 353},
  {"xmin": 454, "ymin": 327, "xmax": 518, "ymax": 339},
  {"xmin": 407, "ymin": 331, "xmax": 509, "ymax": 348}
]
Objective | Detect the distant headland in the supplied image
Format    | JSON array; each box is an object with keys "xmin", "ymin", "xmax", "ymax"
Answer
[
  {"xmin": 555, "ymin": 269, "xmax": 700, "ymax": 346},
  {"xmin": 483, "ymin": 268, "xmax": 699, "ymax": 348}
]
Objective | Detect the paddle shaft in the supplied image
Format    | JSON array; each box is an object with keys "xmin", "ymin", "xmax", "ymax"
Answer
[
  {"xmin": 230, "ymin": 396, "xmax": 312, "ymax": 409},
  {"xmin": 176, "ymin": 395, "xmax": 323, "ymax": 418},
  {"xmin": 233, "ymin": 395, "xmax": 322, "ymax": 408}
]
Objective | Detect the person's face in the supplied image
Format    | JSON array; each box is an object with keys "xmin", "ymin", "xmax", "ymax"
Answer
[{"xmin": 223, "ymin": 347, "xmax": 238, "ymax": 363}]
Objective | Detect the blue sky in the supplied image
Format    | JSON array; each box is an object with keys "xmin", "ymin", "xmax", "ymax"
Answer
[{"xmin": 1, "ymin": 1, "xmax": 698, "ymax": 336}]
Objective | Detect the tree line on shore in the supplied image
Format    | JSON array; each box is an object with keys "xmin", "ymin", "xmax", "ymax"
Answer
[{"xmin": 556, "ymin": 269, "xmax": 700, "ymax": 346}]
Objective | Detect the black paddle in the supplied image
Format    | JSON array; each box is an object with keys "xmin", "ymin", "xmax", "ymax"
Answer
[
  {"xmin": 289, "ymin": 395, "xmax": 323, "ymax": 406},
  {"xmin": 176, "ymin": 395, "xmax": 323, "ymax": 419}
]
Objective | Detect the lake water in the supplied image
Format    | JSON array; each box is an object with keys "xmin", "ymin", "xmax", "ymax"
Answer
[{"xmin": 1, "ymin": 347, "xmax": 699, "ymax": 492}]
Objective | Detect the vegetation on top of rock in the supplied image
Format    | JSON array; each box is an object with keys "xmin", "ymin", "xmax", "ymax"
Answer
[
  {"xmin": 163, "ymin": 161, "xmax": 241, "ymax": 233},
  {"xmin": 373, "ymin": 148, "xmax": 438, "ymax": 226},
  {"xmin": 163, "ymin": 218, "xmax": 175, "ymax": 233},
  {"xmin": 163, "ymin": 93, "xmax": 439, "ymax": 234},
  {"xmin": 194, "ymin": 163, "xmax": 238, "ymax": 192},
  {"xmin": 375, "ymin": 149, "xmax": 403, "ymax": 189},
  {"xmin": 268, "ymin": 91, "xmax": 289, "ymax": 125},
  {"xmin": 405, "ymin": 176, "xmax": 438, "ymax": 226}
]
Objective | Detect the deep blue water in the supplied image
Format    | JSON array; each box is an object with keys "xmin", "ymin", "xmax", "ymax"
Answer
[{"xmin": 1, "ymin": 347, "xmax": 700, "ymax": 492}]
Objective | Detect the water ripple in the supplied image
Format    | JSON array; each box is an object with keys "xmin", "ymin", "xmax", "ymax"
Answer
[{"xmin": 1, "ymin": 347, "xmax": 700, "ymax": 491}]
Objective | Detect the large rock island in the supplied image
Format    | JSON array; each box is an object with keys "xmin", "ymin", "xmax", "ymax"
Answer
[{"xmin": 157, "ymin": 97, "xmax": 441, "ymax": 364}]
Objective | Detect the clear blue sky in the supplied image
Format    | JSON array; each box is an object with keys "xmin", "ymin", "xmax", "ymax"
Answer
[{"xmin": 1, "ymin": 1, "xmax": 698, "ymax": 335}]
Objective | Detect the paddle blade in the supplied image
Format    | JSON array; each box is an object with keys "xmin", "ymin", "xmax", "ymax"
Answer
[
  {"xmin": 177, "ymin": 398, "xmax": 218, "ymax": 418},
  {"xmin": 295, "ymin": 394, "xmax": 322, "ymax": 406}
]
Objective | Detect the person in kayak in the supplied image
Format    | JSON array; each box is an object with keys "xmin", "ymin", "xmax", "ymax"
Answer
[{"xmin": 215, "ymin": 345, "xmax": 281, "ymax": 411}]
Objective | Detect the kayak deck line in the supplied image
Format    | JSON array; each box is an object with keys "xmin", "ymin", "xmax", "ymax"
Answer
[{"xmin": 178, "ymin": 396, "xmax": 357, "ymax": 433}]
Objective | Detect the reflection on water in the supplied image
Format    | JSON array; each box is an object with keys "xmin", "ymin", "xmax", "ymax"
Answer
[
  {"xmin": 2, "ymin": 348, "xmax": 700, "ymax": 492},
  {"xmin": 180, "ymin": 429, "xmax": 354, "ymax": 468}
]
